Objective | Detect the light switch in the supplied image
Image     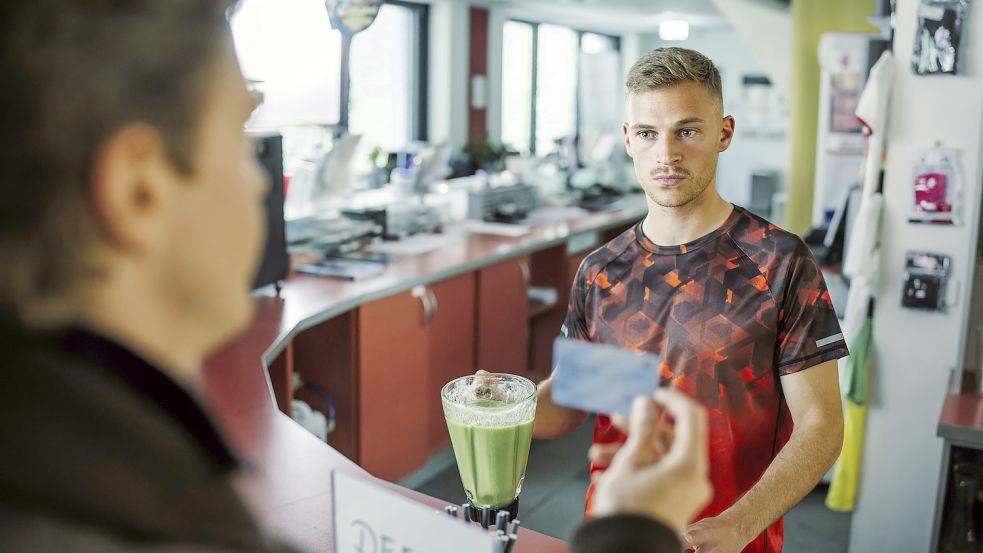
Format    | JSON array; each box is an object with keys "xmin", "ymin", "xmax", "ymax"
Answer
[{"xmin": 900, "ymin": 251, "xmax": 951, "ymax": 311}]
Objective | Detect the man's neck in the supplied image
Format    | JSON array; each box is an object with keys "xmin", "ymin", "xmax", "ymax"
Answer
[
  {"xmin": 78, "ymin": 281, "xmax": 204, "ymax": 385},
  {"xmin": 641, "ymin": 189, "xmax": 734, "ymax": 247}
]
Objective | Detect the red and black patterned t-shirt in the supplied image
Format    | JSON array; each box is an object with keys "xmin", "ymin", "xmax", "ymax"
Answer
[{"xmin": 562, "ymin": 205, "xmax": 848, "ymax": 553}]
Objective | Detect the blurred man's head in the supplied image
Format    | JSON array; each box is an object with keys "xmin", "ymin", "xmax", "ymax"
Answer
[
  {"xmin": 0, "ymin": 1, "xmax": 265, "ymax": 364},
  {"xmin": 623, "ymin": 47, "xmax": 734, "ymax": 209}
]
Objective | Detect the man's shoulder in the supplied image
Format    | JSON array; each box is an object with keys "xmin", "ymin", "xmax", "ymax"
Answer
[
  {"xmin": 727, "ymin": 208, "xmax": 812, "ymax": 266},
  {"xmin": 0, "ymin": 340, "xmax": 259, "ymax": 546},
  {"xmin": 576, "ymin": 224, "xmax": 640, "ymax": 286},
  {"xmin": 0, "ymin": 507, "xmax": 296, "ymax": 553}
]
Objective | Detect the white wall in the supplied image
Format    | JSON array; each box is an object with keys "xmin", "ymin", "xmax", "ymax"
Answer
[
  {"xmin": 968, "ymin": 260, "xmax": 983, "ymax": 376},
  {"xmin": 849, "ymin": 0, "xmax": 983, "ymax": 550},
  {"xmin": 708, "ymin": 0, "xmax": 791, "ymax": 98},
  {"xmin": 639, "ymin": 28, "xmax": 790, "ymax": 212},
  {"xmin": 621, "ymin": 32, "xmax": 643, "ymax": 89}
]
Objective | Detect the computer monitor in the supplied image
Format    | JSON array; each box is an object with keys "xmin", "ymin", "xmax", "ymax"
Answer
[
  {"xmin": 282, "ymin": 132, "xmax": 362, "ymax": 221},
  {"xmin": 410, "ymin": 143, "xmax": 452, "ymax": 195},
  {"xmin": 251, "ymin": 132, "xmax": 289, "ymax": 290},
  {"xmin": 313, "ymin": 132, "xmax": 362, "ymax": 200}
]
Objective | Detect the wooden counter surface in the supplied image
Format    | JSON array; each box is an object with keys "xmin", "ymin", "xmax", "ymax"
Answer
[
  {"xmin": 938, "ymin": 390, "xmax": 983, "ymax": 448},
  {"xmin": 200, "ymin": 197, "xmax": 649, "ymax": 552}
]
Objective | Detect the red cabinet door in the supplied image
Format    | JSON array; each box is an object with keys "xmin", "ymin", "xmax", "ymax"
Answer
[
  {"xmin": 426, "ymin": 272, "xmax": 476, "ymax": 454},
  {"xmin": 476, "ymin": 256, "xmax": 530, "ymax": 374},
  {"xmin": 358, "ymin": 289, "xmax": 430, "ymax": 482}
]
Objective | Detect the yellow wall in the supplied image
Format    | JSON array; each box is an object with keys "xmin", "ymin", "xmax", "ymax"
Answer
[{"xmin": 785, "ymin": 0, "xmax": 878, "ymax": 233}]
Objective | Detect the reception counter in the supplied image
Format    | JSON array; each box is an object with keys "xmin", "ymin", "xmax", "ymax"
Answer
[
  {"xmin": 199, "ymin": 196, "xmax": 649, "ymax": 551},
  {"xmin": 932, "ymin": 383, "xmax": 983, "ymax": 552}
]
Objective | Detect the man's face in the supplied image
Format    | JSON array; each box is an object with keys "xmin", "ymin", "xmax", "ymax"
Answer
[
  {"xmin": 156, "ymin": 40, "xmax": 266, "ymax": 349},
  {"xmin": 623, "ymin": 81, "xmax": 734, "ymax": 209}
]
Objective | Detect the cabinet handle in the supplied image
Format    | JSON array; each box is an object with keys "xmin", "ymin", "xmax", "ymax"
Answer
[
  {"xmin": 421, "ymin": 292, "xmax": 434, "ymax": 326},
  {"xmin": 426, "ymin": 288, "xmax": 438, "ymax": 325},
  {"xmin": 412, "ymin": 285, "xmax": 434, "ymax": 326},
  {"xmin": 519, "ymin": 260, "xmax": 531, "ymax": 289}
]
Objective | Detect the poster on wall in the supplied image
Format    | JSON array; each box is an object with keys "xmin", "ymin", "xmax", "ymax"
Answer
[
  {"xmin": 813, "ymin": 33, "xmax": 883, "ymax": 225},
  {"xmin": 909, "ymin": 145, "xmax": 962, "ymax": 225},
  {"xmin": 912, "ymin": 0, "xmax": 969, "ymax": 75},
  {"xmin": 830, "ymin": 71, "xmax": 863, "ymax": 134},
  {"xmin": 741, "ymin": 75, "xmax": 786, "ymax": 139}
]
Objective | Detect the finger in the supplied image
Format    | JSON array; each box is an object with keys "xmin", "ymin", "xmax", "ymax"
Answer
[
  {"xmin": 610, "ymin": 412, "xmax": 630, "ymax": 433},
  {"xmin": 653, "ymin": 389, "xmax": 708, "ymax": 471},
  {"xmin": 682, "ymin": 523, "xmax": 705, "ymax": 548},
  {"xmin": 656, "ymin": 420, "xmax": 675, "ymax": 457},
  {"xmin": 647, "ymin": 407, "xmax": 673, "ymax": 460},
  {"xmin": 588, "ymin": 442, "xmax": 624, "ymax": 466},
  {"xmin": 650, "ymin": 432, "xmax": 668, "ymax": 461},
  {"xmin": 475, "ymin": 370, "xmax": 491, "ymax": 375},
  {"xmin": 620, "ymin": 395, "xmax": 658, "ymax": 460}
]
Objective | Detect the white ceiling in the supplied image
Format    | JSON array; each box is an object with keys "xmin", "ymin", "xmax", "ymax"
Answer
[
  {"xmin": 519, "ymin": 0, "xmax": 721, "ymax": 17},
  {"xmin": 478, "ymin": 0, "xmax": 729, "ymax": 33}
]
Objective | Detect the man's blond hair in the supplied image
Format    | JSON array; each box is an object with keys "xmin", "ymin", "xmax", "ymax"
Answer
[{"xmin": 625, "ymin": 47, "xmax": 722, "ymax": 105}]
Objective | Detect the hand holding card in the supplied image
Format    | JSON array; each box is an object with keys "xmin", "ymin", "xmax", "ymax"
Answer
[{"xmin": 550, "ymin": 337, "xmax": 662, "ymax": 418}]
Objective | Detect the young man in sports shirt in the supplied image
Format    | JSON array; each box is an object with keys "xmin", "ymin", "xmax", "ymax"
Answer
[{"xmin": 533, "ymin": 47, "xmax": 847, "ymax": 553}]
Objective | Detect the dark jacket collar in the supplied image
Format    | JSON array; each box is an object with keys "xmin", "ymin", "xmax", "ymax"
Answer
[
  {"xmin": 60, "ymin": 328, "xmax": 240, "ymax": 470},
  {"xmin": 0, "ymin": 326, "xmax": 264, "ymax": 547}
]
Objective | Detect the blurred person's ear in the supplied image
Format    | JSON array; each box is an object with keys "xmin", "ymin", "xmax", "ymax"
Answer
[{"xmin": 89, "ymin": 123, "xmax": 178, "ymax": 256}]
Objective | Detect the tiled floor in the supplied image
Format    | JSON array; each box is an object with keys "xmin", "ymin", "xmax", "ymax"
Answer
[{"xmin": 401, "ymin": 418, "xmax": 852, "ymax": 551}]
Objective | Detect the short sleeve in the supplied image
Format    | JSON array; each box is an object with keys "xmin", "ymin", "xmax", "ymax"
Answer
[
  {"xmin": 560, "ymin": 259, "xmax": 591, "ymax": 341},
  {"xmin": 775, "ymin": 243, "xmax": 849, "ymax": 375}
]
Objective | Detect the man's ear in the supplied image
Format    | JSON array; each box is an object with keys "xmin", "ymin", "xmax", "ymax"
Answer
[
  {"xmin": 623, "ymin": 121, "xmax": 633, "ymax": 158},
  {"xmin": 719, "ymin": 115, "xmax": 735, "ymax": 152},
  {"xmin": 88, "ymin": 123, "xmax": 172, "ymax": 254}
]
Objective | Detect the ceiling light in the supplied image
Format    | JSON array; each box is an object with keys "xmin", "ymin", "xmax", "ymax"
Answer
[{"xmin": 659, "ymin": 19, "xmax": 689, "ymax": 41}]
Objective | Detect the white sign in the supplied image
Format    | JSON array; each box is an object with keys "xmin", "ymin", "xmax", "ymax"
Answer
[{"xmin": 332, "ymin": 471, "xmax": 501, "ymax": 553}]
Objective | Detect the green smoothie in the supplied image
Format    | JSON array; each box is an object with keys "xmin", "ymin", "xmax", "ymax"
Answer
[{"xmin": 446, "ymin": 400, "xmax": 534, "ymax": 508}]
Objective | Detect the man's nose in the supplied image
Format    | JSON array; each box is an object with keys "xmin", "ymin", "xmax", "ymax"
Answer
[{"xmin": 653, "ymin": 136, "xmax": 681, "ymax": 166}]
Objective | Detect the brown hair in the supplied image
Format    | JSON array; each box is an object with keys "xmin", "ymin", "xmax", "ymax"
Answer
[
  {"xmin": 0, "ymin": 0, "xmax": 235, "ymax": 329},
  {"xmin": 625, "ymin": 47, "xmax": 722, "ymax": 104}
]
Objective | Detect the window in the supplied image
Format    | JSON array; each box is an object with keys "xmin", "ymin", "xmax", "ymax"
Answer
[
  {"xmin": 231, "ymin": 0, "xmax": 342, "ymax": 127},
  {"xmin": 581, "ymin": 32, "xmax": 617, "ymax": 55},
  {"xmin": 535, "ymin": 24, "xmax": 578, "ymax": 155},
  {"xmin": 500, "ymin": 22, "xmax": 619, "ymax": 156},
  {"xmin": 578, "ymin": 32, "xmax": 621, "ymax": 146},
  {"xmin": 349, "ymin": 2, "xmax": 426, "ymax": 175},
  {"xmin": 501, "ymin": 21, "xmax": 534, "ymax": 155},
  {"xmin": 231, "ymin": 0, "xmax": 427, "ymax": 180}
]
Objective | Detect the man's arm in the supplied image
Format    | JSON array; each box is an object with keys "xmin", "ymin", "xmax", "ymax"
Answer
[
  {"xmin": 533, "ymin": 376, "xmax": 590, "ymax": 438},
  {"xmin": 685, "ymin": 360, "xmax": 843, "ymax": 551}
]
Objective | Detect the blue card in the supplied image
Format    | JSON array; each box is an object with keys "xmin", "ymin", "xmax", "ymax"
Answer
[{"xmin": 551, "ymin": 337, "xmax": 661, "ymax": 417}]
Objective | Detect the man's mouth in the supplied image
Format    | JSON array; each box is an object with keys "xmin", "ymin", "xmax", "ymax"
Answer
[{"xmin": 653, "ymin": 173, "xmax": 687, "ymax": 187}]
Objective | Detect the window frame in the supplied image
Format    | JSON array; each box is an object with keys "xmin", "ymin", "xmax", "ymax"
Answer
[
  {"xmin": 238, "ymin": 0, "xmax": 426, "ymax": 143},
  {"xmin": 340, "ymin": 0, "xmax": 429, "ymax": 143},
  {"xmin": 502, "ymin": 19, "xmax": 620, "ymax": 155}
]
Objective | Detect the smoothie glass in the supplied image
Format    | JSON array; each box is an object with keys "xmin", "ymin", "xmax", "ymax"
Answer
[{"xmin": 441, "ymin": 374, "xmax": 537, "ymax": 520}]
